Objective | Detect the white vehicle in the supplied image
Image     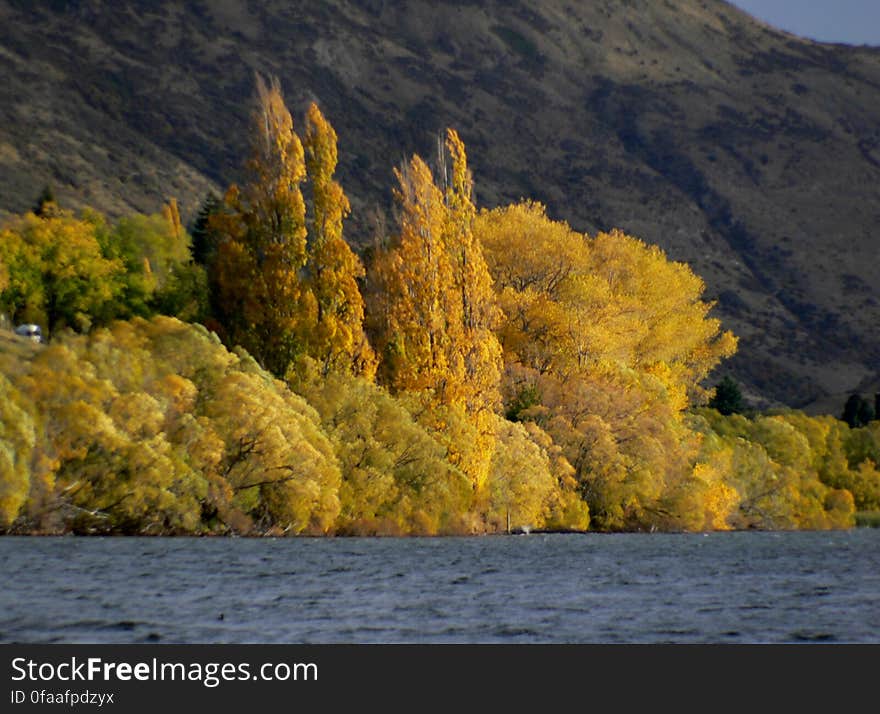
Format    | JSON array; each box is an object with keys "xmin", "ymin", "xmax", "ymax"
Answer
[{"xmin": 14, "ymin": 323, "xmax": 43, "ymax": 343}]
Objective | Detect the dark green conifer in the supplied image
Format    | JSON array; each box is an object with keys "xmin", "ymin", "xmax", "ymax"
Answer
[
  {"xmin": 709, "ymin": 375, "xmax": 745, "ymax": 415},
  {"xmin": 189, "ymin": 192, "xmax": 222, "ymax": 266},
  {"xmin": 842, "ymin": 393, "xmax": 874, "ymax": 428},
  {"xmin": 32, "ymin": 185, "xmax": 56, "ymax": 217}
]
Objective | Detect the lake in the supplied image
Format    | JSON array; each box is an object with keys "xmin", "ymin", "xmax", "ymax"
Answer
[{"xmin": 1, "ymin": 530, "xmax": 879, "ymax": 643}]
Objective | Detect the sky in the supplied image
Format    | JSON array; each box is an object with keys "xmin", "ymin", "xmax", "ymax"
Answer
[{"xmin": 730, "ymin": 0, "xmax": 880, "ymax": 46}]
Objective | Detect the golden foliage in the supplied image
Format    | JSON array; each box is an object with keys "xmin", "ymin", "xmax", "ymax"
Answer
[
  {"xmin": 210, "ymin": 76, "xmax": 312, "ymax": 377},
  {"xmin": 368, "ymin": 131, "xmax": 502, "ymax": 490},
  {"xmin": 3, "ymin": 117, "xmax": 873, "ymax": 536},
  {"xmin": 0, "ymin": 376, "xmax": 35, "ymax": 528},
  {"xmin": 477, "ymin": 201, "xmax": 733, "ymax": 529},
  {"xmin": 302, "ymin": 103, "xmax": 376, "ymax": 378},
  {"xmin": 0, "ymin": 210, "xmax": 125, "ymax": 332},
  {"xmin": 290, "ymin": 361, "xmax": 472, "ymax": 535},
  {"xmin": 6, "ymin": 318, "xmax": 343, "ymax": 534}
]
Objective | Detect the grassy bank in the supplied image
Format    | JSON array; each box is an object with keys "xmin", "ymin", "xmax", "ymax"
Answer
[{"xmin": 855, "ymin": 511, "xmax": 880, "ymax": 527}]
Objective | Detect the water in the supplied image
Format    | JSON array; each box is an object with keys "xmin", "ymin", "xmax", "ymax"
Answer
[{"xmin": 1, "ymin": 531, "xmax": 879, "ymax": 643}]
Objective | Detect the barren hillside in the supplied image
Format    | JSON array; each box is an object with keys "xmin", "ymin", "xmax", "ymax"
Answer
[{"xmin": 2, "ymin": 0, "xmax": 880, "ymax": 409}]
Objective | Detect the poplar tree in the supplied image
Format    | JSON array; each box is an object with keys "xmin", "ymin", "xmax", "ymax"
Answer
[
  {"xmin": 373, "ymin": 130, "xmax": 501, "ymax": 405},
  {"xmin": 373, "ymin": 152, "xmax": 455, "ymax": 397},
  {"xmin": 211, "ymin": 75, "xmax": 313, "ymax": 377},
  {"xmin": 302, "ymin": 102, "xmax": 376, "ymax": 378},
  {"xmin": 441, "ymin": 129, "xmax": 502, "ymax": 414},
  {"xmin": 370, "ymin": 129, "xmax": 502, "ymax": 490}
]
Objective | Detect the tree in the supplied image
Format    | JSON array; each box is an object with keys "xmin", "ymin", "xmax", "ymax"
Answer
[
  {"xmin": 0, "ymin": 210, "xmax": 125, "ymax": 332},
  {"xmin": 441, "ymin": 129, "xmax": 503, "ymax": 415},
  {"xmin": 210, "ymin": 75, "xmax": 313, "ymax": 377},
  {"xmin": 302, "ymin": 102, "xmax": 376, "ymax": 377},
  {"xmin": 475, "ymin": 201, "xmax": 737, "ymax": 530},
  {"xmin": 190, "ymin": 192, "xmax": 223, "ymax": 267},
  {"xmin": 99, "ymin": 203, "xmax": 193, "ymax": 320},
  {"xmin": 0, "ymin": 376, "xmax": 35, "ymax": 529},
  {"xmin": 32, "ymin": 185, "xmax": 56, "ymax": 217},
  {"xmin": 370, "ymin": 130, "xmax": 501, "ymax": 409},
  {"xmin": 368, "ymin": 130, "xmax": 503, "ymax": 490},
  {"xmin": 487, "ymin": 418, "xmax": 589, "ymax": 532},
  {"xmin": 370, "ymin": 153, "xmax": 456, "ymax": 396},
  {"xmin": 111, "ymin": 203, "xmax": 191, "ymax": 291},
  {"xmin": 842, "ymin": 393, "xmax": 874, "ymax": 428},
  {"xmin": 12, "ymin": 316, "xmax": 345, "ymax": 534},
  {"xmin": 290, "ymin": 361, "xmax": 472, "ymax": 534},
  {"xmin": 476, "ymin": 203, "xmax": 736, "ymax": 397},
  {"xmin": 709, "ymin": 375, "xmax": 745, "ymax": 415}
]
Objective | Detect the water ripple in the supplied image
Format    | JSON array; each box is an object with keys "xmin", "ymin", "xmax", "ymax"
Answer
[{"xmin": 1, "ymin": 531, "xmax": 879, "ymax": 643}]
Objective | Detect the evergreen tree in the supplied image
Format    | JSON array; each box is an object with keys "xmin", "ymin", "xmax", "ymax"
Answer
[
  {"xmin": 842, "ymin": 393, "xmax": 874, "ymax": 428},
  {"xmin": 32, "ymin": 185, "xmax": 56, "ymax": 217},
  {"xmin": 858, "ymin": 396, "xmax": 875, "ymax": 427},
  {"xmin": 709, "ymin": 375, "xmax": 745, "ymax": 415},
  {"xmin": 189, "ymin": 193, "xmax": 222, "ymax": 267}
]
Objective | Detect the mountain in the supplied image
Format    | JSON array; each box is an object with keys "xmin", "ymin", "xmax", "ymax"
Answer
[{"xmin": 2, "ymin": 0, "xmax": 880, "ymax": 411}]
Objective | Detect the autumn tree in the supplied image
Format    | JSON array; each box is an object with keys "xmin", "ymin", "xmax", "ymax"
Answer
[
  {"xmin": 370, "ymin": 153, "xmax": 455, "ymax": 395},
  {"xmin": 302, "ymin": 102, "xmax": 375, "ymax": 377},
  {"xmin": 368, "ymin": 130, "xmax": 502, "ymax": 490},
  {"xmin": 210, "ymin": 75, "xmax": 314, "ymax": 377},
  {"xmin": 488, "ymin": 418, "xmax": 589, "ymax": 532},
  {"xmin": 110, "ymin": 201, "xmax": 191, "ymax": 287},
  {"xmin": 0, "ymin": 209, "xmax": 125, "ymax": 333},
  {"xmin": 691, "ymin": 409, "xmax": 856, "ymax": 530},
  {"xmin": 291, "ymin": 360, "xmax": 472, "ymax": 534},
  {"xmin": 0, "ymin": 376, "xmax": 35, "ymax": 529},
  {"xmin": 10, "ymin": 316, "xmax": 344, "ymax": 534},
  {"xmin": 371, "ymin": 130, "xmax": 501, "ymax": 406},
  {"xmin": 203, "ymin": 366, "xmax": 341, "ymax": 534},
  {"xmin": 474, "ymin": 201, "xmax": 586, "ymax": 376},
  {"xmin": 441, "ymin": 130, "xmax": 503, "ymax": 415},
  {"xmin": 475, "ymin": 201, "xmax": 736, "ymax": 529}
]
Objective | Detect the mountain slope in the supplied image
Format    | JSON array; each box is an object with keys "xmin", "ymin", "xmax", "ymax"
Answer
[{"xmin": 2, "ymin": 0, "xmax": 880, "ymax": 409}]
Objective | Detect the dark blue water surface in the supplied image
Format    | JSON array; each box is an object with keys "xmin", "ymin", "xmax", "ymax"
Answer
[{"xmin": 1, "ymin": 531, "xmax": 878, "ymax": 643}]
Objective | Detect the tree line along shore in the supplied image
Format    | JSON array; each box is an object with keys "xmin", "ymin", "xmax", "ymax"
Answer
[{"xmin": 1, "ymin": 77, "xmax": 878, "ymax": 535}]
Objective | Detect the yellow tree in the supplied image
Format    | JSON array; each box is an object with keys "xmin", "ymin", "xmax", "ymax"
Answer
[
  {"xmin": 369, "ymin": 130, "xmax": 502, "ymax": 490},
  {"xmin": 441, "ymin": 129, "xmax": 503, "ymax": 414},
  {"xmin": 0, "ymin": 376, "xmax": 35, "ymax": 529},
  {"xmin": 372, "ymin": 130, "xmax": 501, "ymax": 405},
  {"xmin": 474, "ymin": 201, "xmax": 586, "ymax": 375},
  {"xmin": 211, "ymin": 75, "xmax": 314, "ymax": 377},
  {"xmin": 302, "ymin": 102, "xmax": 376, "ymax": 378},
  {"xmin": 476, "ymin": 201, "xmax": 738, "ymax": 529},
  {"xmin": 0, "ymin": 254, "xmax": 8, "ymax": 295},
  {"xmin": 0, "ymin": 210, "xmax": 124, "ymax": 332},
  {"xmin": 161, "ymin": 198, "xmax": 183, "ymax": 246},
  {"xmin": 371, "ymin": 153, "xmax": 456, "ymax": 395},
  {"xmin": 477, "ymin": 204, "xmax": 736, "ymax": 401}
]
